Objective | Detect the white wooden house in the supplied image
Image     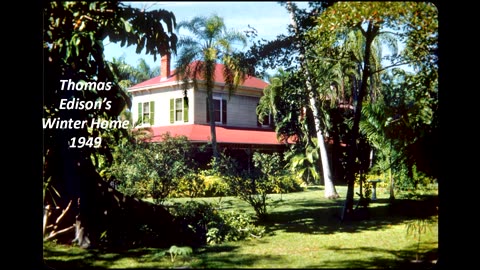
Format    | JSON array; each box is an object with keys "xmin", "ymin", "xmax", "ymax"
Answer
[{"xmin": 127, "ymin": 54, "xmax": 292, "ymax": 155}]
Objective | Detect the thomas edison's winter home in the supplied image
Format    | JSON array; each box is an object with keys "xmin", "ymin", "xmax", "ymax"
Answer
[{"xmin": 127, "ymin": 54, "xmax": 292, "ymax": 168}]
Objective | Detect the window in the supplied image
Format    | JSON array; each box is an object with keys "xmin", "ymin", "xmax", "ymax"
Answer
[
  {"xmin": 136, "ymin": 101, "xmax": 154, "ymax": 125},
  {"xmin": 206, "ymin": 97, "xmax": 226, "ymax": 124},
  {"xmin": 170, "ymin": 97, "xmax": 189, "ymax": 123},
  {"xmin": 137, "ymin": 101, "xmax": 155, "ymax": 125}
]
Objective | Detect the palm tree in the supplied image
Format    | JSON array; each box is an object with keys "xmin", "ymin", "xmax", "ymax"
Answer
[
  {"xmin": 174, "ymin": 14, "xmax": 248, "ymax": 164},
  {"xmin": 286, "ymin": 2, "xmax": 339, "ymax": 199},
  {"xmin": 108, "ymin": 56, "xmax": 160, "ymax": 89}
]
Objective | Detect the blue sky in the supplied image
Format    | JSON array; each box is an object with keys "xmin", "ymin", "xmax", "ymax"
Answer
[{"xmin": 103, "ymin": 1, "xmax": 309, "ymax": 72}]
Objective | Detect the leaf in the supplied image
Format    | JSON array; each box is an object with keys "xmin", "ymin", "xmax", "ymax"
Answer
[{"xmin": 121, "ymin": 17, "xmax": 132, "ymax": 33}]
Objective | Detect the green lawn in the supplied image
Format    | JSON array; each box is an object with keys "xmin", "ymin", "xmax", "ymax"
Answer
[{"xmin": 43, "ymin": 185, "xmax": 438, "ymax": 269}]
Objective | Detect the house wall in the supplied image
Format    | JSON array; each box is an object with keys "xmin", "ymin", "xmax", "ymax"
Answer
[
  {"xmin": 130, "ymin": 86, "xmax": 194, "ymax": 127},
  {"xmin": 194, "ymin": 88, "xmax": 262, "ymax": 128},
  {"xmin": 130, "ymin": 84, "xmax": 265, "ymax": 129}
]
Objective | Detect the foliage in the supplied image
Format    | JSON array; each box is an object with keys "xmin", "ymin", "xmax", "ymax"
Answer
[
  {"xmin": 107, "ymin": 132, "xmax": 199, "ymax": 203},
  {"xmin": 302, "ymin": 1, "xmax": 438, "ymax": 216},
  {"xmin": 44, "ymin": 185, "xmax": 438, "ymax": 269},
  {"xmin": 174, "ymin": 14, "xmax": 249, "ymax": 162},
  {"xmin": 204, "ymin": 150, "xmax": 242, "ymax": 177},
  {"xmin": 107, "ymin": 56, "xmax": 160, "ymax": 90},
  {"xmin": 245, "ymin": 2, "xmax": 332, "ymax": 78},
  {"xmin": 257, "ymin": 70, "xmax": 308, "ymax": 144},
  {"xmin": 285, "ymin": 139, "xmax": 320, "ymax": 184},
  {"xmin": 209, "ymin": 210, "xmax": 265, "ymax": 244},
  {"xmin": 43, "ymin": 1, "xmax": 178, "ymax": 247},
  {"xmin": 167, "ymin": 245, "xmax": 193, "ymax": 263},
  {"xmin": 44, "ymin": 1, "xmax": 178, "ymax": 170},
  {"xmin": 173, "ymin": 172, "xmax": 206, "ymax": 199},
  {"xmin": 199, "ymin": 174, "xmax": 231, "ymax": 197},
  {"xmin": 169, "ymin": 200, "xmax": 264, "ymax": 246},
  {"xmin": 224, "ymin": 152, "xmax": 291, "ymax": 220}
]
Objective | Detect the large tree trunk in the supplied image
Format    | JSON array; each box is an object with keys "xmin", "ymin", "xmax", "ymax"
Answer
[
  {"xmin": 286, "ymin": 1, "xmax": 339, "ymax": 199},
  {"xmin": 317, "ymin": 129, "xmax": 339, "ymax": 199},
  {"xmin": 43, "ymin": 146, "xmax": 198, "ymax": 250}
]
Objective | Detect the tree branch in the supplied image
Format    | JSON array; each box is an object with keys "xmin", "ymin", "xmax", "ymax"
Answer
[
  {"xmin": 372, "ymin": 60, "xmax": 413, "ymax": 74},
  {"xmin": 55, "ymin": 200, "xmax": 73, "ymax": 224},
  {"xmin": 45, "ymin": 225, "xmax": 75, "ymax": 241}
]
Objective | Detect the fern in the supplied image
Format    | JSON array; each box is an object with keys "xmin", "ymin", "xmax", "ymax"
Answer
[{"xmin": 167, "ymin": 245, "xmax": 193, "ymax": 263}]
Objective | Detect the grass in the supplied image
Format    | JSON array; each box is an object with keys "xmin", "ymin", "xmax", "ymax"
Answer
[{"xmin": 43, "ymin": 185, "xmax": 438, "ymax": 269}]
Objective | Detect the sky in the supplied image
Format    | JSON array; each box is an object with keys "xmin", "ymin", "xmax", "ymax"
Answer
[{"xmin": 103, "ymin": 1, "xmax": 310, "ymax": 73}]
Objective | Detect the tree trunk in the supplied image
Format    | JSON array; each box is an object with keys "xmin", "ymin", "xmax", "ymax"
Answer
[
  {"xmin": 286, "ymin": 1, "xmax": 339, "ymax": 199},
  {"xmin": 44, "ymin": 148, "xmax": 197, "ymax": 250},
  {"xmin": 341, "ymin": 22, "xmax": 379, "ymax": 221},
  {"xmin": 389, "ymin": 166, "xmax": 395, "ymax": 202},
  {"xmin": 207, "ymin": 89, "xmax": 219, "ymax": 163},
  {"xmin": 205, "ymin": 59, "xmax": 219, "ymax": 165},
  {"xmin": 318, "ymin": 129, "xmax": 339, "ymax": 199}
]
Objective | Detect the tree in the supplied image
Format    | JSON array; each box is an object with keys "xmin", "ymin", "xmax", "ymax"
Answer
[
  {"xmin": 256, "ymin": 69, "xmax": 305, "ymax": 146},
  {"xmin": 42, "ymin": 1, "xmax": 195, "ymax": 249},
  {"xmin": 286, "ymin": 1, "xmax": 339, "ymax": 199},
  {"xmin": 308, "ymin": 2, "xmax": 438, "ymax": 220},
  {"xmin": 107, "ymin": 56, "xmax": 160, "ymax": 94},
  {"xmin": 361, "ymin": 66, "xmax": 439, "ymax": 200},
  {"xmin": 107, "ymin": 132, "xmax": 198, "ymax": 204},
  {"xmin": 174, "ymin": 14, "xmax": 248, "ymax": 165}
]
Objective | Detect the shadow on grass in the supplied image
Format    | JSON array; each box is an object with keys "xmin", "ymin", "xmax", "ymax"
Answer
[
  {"xmin": 305, "ymin": 244, "xmax": 438, "ymax": 269},
  {"xmin": 43, "ymin": 245, "xmax": 180, "ymax": 269},
  {"xmin": 191, "ymin": 245, "xmax": 283, "ymax": 268},
  {"xmin": 43, "ymin": 192, "xmax": 438, "ymax": 269},
  {"xmin": 258, "ymin": 193, "xmax": 438, "ymax": 236},
  {"xmin": 43, "ymin": 244, "xmax": 251, "ymax": 269}
]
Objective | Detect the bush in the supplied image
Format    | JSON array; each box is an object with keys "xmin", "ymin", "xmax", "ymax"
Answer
[
  {"xmin": 272, "ymin": 175, "xmax": 305, "ymax": 194},
  {"xmin": 169, "ymin": 200, "xmax": 264, "ymax": 246},
  {"xmin": 202, "ymin": 175, "xmax": 231, "ymax": 197},
  {"xmin": 173, "ymin": 172, "xmax": 205, "ymax": 198},
  {"xmin": 108, "ymin": 132, "xmax": 199, "ymax": 203}
]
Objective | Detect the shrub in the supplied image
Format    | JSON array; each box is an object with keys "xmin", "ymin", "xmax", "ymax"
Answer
[
  {"xmin": 272, "ymin": 175, "xmax": 305, "ymax": 194},
  {"xmin": 202, "ymin": 175, "xmax": 231, "ymax": 197},
  {"xmin": 173, "ymin": 172, "xmax": 205, "ymax": 198},
  {"xmin": 169, "ymin": 200, "xmax": 264, "ymax": 246},
  {"xmin": 108, "ymin": 132, "xmax": 199, "ymax": 203}
]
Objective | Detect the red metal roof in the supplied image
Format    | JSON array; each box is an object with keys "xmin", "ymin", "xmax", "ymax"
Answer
[
  {"xmin": 140, "ymin": 124, "xmax": 295, "ymax": 145},
  {"xmin": 129, "ymin": 61, "xmax": 268, "ymax": 90}
]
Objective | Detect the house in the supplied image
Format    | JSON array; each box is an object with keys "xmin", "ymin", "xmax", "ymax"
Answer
[{"xmin": 127, "ymin": 54, "xmax": 294, "ymax": 167}]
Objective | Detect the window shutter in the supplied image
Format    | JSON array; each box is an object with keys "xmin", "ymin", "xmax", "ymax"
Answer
[
  {"xmin": 256, "ymin": 103, "xmax": 261, "ymax": 127},
  {"xmin": 137, "ymin": 102, "xmax": 142, "ymax": 125},
  {"xmin": 149, "ymin": 101, "xmax": 155, "ymax": 125},
  {"xmin": 222, "ymin": 99, "xmax": 227, "ymax": 124},
  {"xmin": 206, "ymin": 97, "xmax": 210, "ymax": 122},
  {"xmin": 183, "ymin": 97, "xmax": 189, "ymax": 122},
  {"xmin": 170, "ymin": 98, "xmax": 174, "ymax": 123}
]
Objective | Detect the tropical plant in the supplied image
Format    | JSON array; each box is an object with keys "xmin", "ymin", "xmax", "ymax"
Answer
[
  {"xmin": 108, "ymin": 132, "xmax": 199, "ymax": 203},
  {"xmin": 107, "ymin": 57, "xmax": 160, "ymax": 90},
  {"xmin": 43, "ymin": 1, "xmax": 180, "ymax": 248},
  {"xmin": 307, "ymin": 2, "xmax": 438, "ymax": 220},
  {"xmin": 174, "ymin": 14, "xmax": 248, "ymax": 165},
  {"xmin": 286, "ymin": 1, "xmax": 340, "ymax": 199}
]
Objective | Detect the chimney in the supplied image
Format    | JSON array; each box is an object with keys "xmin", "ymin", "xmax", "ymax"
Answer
[{"xmin": 161, "ymin": 54, "xmax": 171, "ymax": 80}]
